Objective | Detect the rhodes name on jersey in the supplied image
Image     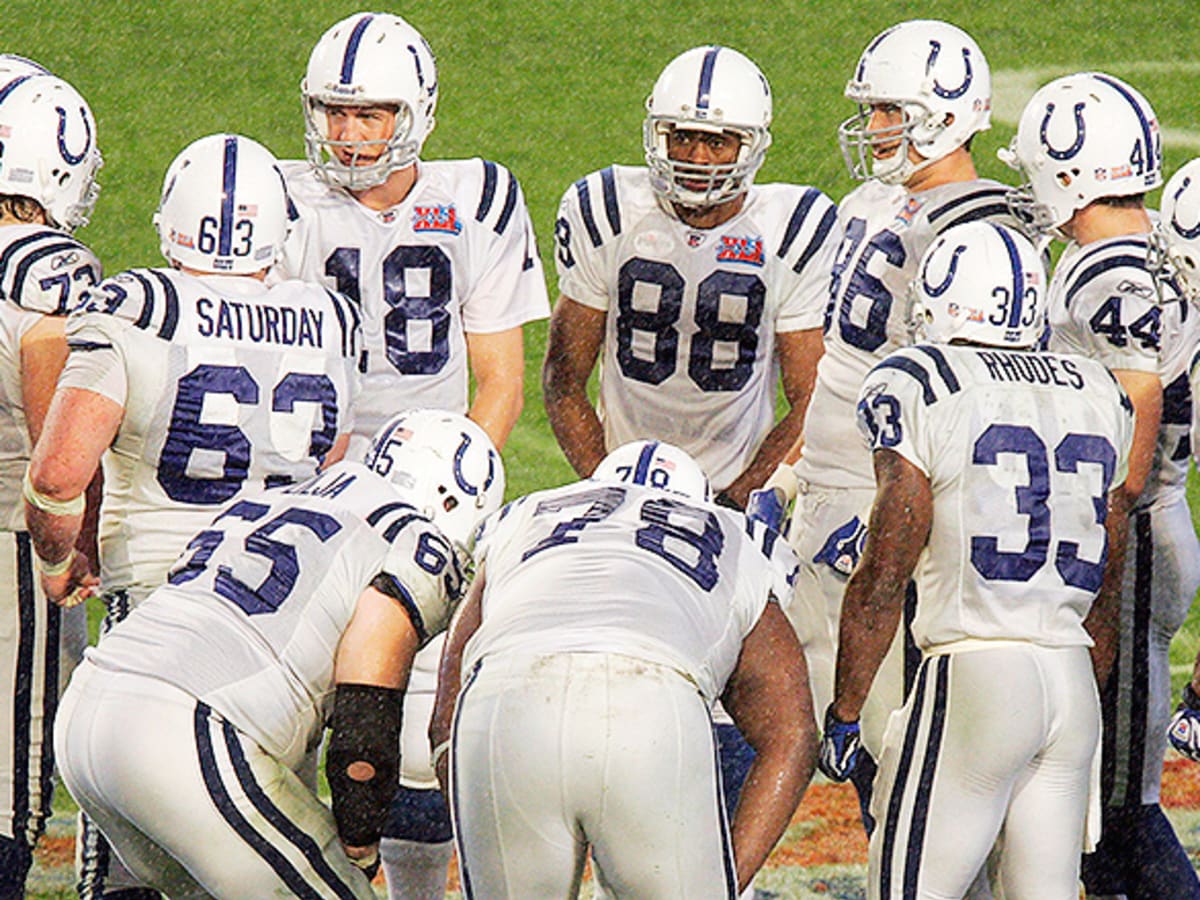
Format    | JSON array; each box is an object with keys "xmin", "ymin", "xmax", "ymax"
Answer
[
  {"xmin": 61, "ymin": 267, "xmax": 361, "ymax": 599},
  {"xmin": 801, "ymin": 179, "xmax": 1018, "ymax": 490},
  {"xmin": 277, "ymin": 158, "xmax": 549, "ymax": 444},
  {"xmin": 555, "ymin": 165, "xmax": 838, "ymax": 490},
  {"xmin": 856, "ymin": 343, "xmax": 1133, "ymax": 648}
]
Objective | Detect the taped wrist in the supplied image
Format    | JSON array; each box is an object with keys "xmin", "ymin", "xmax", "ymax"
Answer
[{"xmin": 326, "ymin": 683, "xmax": 403, "ymax": 847}]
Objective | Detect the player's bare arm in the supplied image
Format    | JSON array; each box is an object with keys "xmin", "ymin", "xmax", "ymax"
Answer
[
  {"xmin": 465, "ymin": 326, "xmax": 525, "ymax": 450},
  {"xmin": 722, "ymin": 327, "xmax": 823, "ymax": 506},
  {"xmin": 831, "ymin": 448, "xmax": 931, "ymax": 723},
  {"xmin": 1110, "ymin": 369, "xmax": 1162, "ymax": 500},
  {"xmin": 429, "ymin": 563, "xmax": 485, "ymax": 795},
  {"xmin": 542, "ymin": 295, "xmax": 607, "ymax": 476},
  {"xmin": 721, "ymin": 600, "xmax": 817, "ymax": 892},
  {"xmin": 1084, "ymin": 486, "xmax": 1132, "ymax": 687}
]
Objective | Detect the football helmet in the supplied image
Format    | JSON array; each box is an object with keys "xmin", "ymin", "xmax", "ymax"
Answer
[
  {"xmin": 1000, "ymin": 72, "xmax": 1161, "ymax": 234},
  {"xmin": 362, "ymin": 409, "xmax": 504, "ymax": 548},
  {"xmin": 643, "ymin": 45, "xmax": 772, "ymax": 208},
  {"xmin": 0, "ymin": 73, "xmax": 101, "ymax": 231},
  {"xmin": 592, "ymin": 440, "xmax": 711, "ymax": 502},
  {"xmin": 1149, "ymin": 158, "xmax": 1200, "ymax": 303},
  {"xmin": 302, "ymin": 12, "xmax": 438, "ymax": 191},
  {"xmin": 154, "ymin": 133, "xmax": 291, "ymax": 275},
  {"xmin": 838, "ymin": 19, "xmax": 991, "ymax": 185},
  {"xmin": 910, "ymin": 220, "xmax": 1046, "ymax": 349},
  {"xmin": 0, "ymin": 53, "xmax": 49, "ymax": 84}
]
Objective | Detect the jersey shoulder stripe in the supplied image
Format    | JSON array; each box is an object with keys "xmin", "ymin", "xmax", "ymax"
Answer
[
  {"xmin": 474, "ymin": 160, "xmax": 521, "ymax": 236},
  {"xmin": 78, "ymin": 268, "xmax": 180, "ymax": 339},
  {"xmin": 0, "ymin": 230, "xmax": 94, "ymax": 313},
  {"xmin": 873, "ymin": 347, "xmax": 961, "ymax": 405},
  {"xmin": 927, "ymin": 185, "xmax": 1010, "ymax": 228},
  {"xmin": 911, "ymin": 344, "xmax": 962, "ymax": 394},
  {"xmin": 1061, "ymin": 239, "xmax": 1150, "ymax": 310},
  {"xmin": 777, "ymin": 187, "xmax": 838, "ymax": 275},
  {"xmin": 322, "ymin": 288, "xmax": 360, "ymax": 360}
]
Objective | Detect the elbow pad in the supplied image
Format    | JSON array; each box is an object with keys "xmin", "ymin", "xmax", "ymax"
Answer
[{"xmin": 326, "ymin": 683, "xmax": 403, "ymax": 847}]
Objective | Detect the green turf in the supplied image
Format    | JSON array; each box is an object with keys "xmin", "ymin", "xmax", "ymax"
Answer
[{"xmin": 12, "ymin": 1, "xmax": 1200, "ymax": 895}]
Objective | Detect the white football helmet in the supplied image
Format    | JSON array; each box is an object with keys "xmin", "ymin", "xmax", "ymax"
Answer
[
  {"xmin": 0, "ymin": 74, "xmax": 101, "ymax": 232},
  {"xmin": 910, "ymin": 221, "xmax": 1046, "ymax": 349},
  {"xmin": 302, "ymin": 12, "xmax": 438, "ymax": 191},
  {"xmin": 592, "ymin": 440, "xmax": 711, "ymax": 502},
  {"xmin": 838, "ymin": 20, "xmax": 991, "ymax": 185},
  {"xmin": 1000, "ymin": 72, "xmax": 1161, "ymax": 235},
  {"xmin": 154, "ymin": 133, "xmax": 291, "ymax": 275},
  {"xmin": 643, "ymin": 45, "xmax": 772, "ymax": 208},
  {"xmin": 362, "ymin": 409, "xmax": 504, "ymax": 548},
  {"xmin": 1149, "ymin": 159, "xmax": 1200, "ymax": 304},
  {"xmin": 0, "ymin": 53, "xmax": 49, "ymax": 84}
]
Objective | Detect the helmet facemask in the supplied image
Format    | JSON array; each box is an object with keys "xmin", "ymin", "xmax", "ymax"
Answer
[
  {"xmin": 303, "ymin": 98, "xmax": 419, "ymax": 192},
  {"xmin": 644, "ymin": 119, "xmax": 769, "ymax": 208}
]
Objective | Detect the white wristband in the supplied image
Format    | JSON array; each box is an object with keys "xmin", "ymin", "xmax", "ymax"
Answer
[
  {"xmin": 431, "ymin": 740, "xmax": 451, "ymax": 769},
  {"xmin": 37, "ymin": 549, "xmax": 75, "ymax": 578},
  {"xmin": 763, "ymin": 463, "xmax": 801, "ymax": 503}
]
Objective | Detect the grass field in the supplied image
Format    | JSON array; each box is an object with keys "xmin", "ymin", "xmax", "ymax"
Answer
[{"xmin": 10, "ymin": 0, "xmax": 1200, "ymax": 895}]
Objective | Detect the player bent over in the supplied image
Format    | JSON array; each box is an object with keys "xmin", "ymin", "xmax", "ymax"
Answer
[
  {"xmin": 433, "ymin": 440, "xmax": 818, "ymax": 898},
  {"xmin": 824, "ymin": 223, "xmax": 1134, "ymax": 899},
  {"xmin": 52, "ymin": 410, "xmax": 503, "ymax": 899}
]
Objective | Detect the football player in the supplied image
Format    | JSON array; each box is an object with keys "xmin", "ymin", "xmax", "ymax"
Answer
[
  {"xmin": 0, "ymin": 63, "xmax": 101, "ymax": 900},
  {"xmin": 431, "ymin": 440, "xmax": 817, "ymax": 898},
  {"xmin": 24, "ymin": 132, "xmax": 360, "ymax": 898},
  {"xmin": 749, "ymin": 19, "xmax": 1020, "ymax": 824},
  {"xmin": 273, "ymin": 16, "xmax": 549, "ymax": 894},
  {"xmin": 1003, "ymin": 73, "xmax": 1200, "ymax": 898},
  {"xmin": 824, "ymin": 222, "xmax": 1133, "ymax": 899},
  {"xmin": 53, "ymin": 410, "xmax": 503, "ymax": 899}
]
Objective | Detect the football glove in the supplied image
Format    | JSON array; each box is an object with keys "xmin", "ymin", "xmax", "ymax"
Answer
[
  {"xmin": 818, "ymin": 705, "xmax": 861, "ymax": 782},
  {"xmin": 746, "ymin": 486, "xmax": 788, "ymax": 533},
  {"xmin": 1168, "ymin": 683, "xmax": 1200, "ymax": 762}
]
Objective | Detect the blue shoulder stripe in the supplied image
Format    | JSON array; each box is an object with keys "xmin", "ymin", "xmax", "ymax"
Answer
[
  {"xmin": 927, "ymin": 187, "xmax": 1008, "ymax": 224},
  {"xmin": 574, "ymin": 176, "xmax": 603, "ymax": 248},
  {"xmin": 383, "ymin": 512, "xmax": 425, "ymax": 543},
  {"xmin": 476, "ymin": 160, "xmax": 498, "ymax": 222},
  {"xmin": 912, "ymin": 345, "xmax": 961, "ymax": 395},
  {"xmin": 122, "ymin": 270, "xmax": 157, "ymax": 331},
  {"xmin": 148, "ymin": 270, "xmax": 180, "ymax": 340},
  {"xmin": 874, "ymin": 355, "xmax": 939, "ymax": 405},
  {"xmin": 600, "ymin": 167, "xmax": 621, "ymax": 237},
  {"xmin": 0, "ymin": 231, "xmax": 54, "ymax": 286},
  {"xmin": 324, "ymin": 288, "xmax": 357, "ymax": 359},
  {"xmin": 793, "ymin": 203, "xmax": 838, "ymax": 276},
  {"xmin": 776, "ymin": 187, "xmax": 819, "ymax": 258},
  {"xmin": 367, "ymin": 500, "xmax": 417, "ymax": 527},
  {"xmin": 493, "ymin": 168, "xmax": 518, "ymax": 236},
  {"xmin": 1063, "ymin": 254, "xmax": 1148, "ymax": 310},
  {"xmin": 939, "ymin": 203, "xmax": 1010, "ymax": 231},
  {"xmin": 10, "ymin": 238, "xmax": 84, "ymax": 311}
]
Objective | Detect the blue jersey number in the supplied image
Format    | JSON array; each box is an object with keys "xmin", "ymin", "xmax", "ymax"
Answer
[
  {"xmin": 971, "ymin": 423, "xmax": 1116, "ymax": 592},
  {"xmin": 158, "ymin": 364, "xmax": 339, "ymax": 505},
  {"xmin": 616, "ymin": 258, "xmax": 765, "ymax": 392},
  {"xmin": 828, "ymin": 218, "xmax": 907, "ymax": 352},
  {"xmin": 326, "ymin": 245, "xmax": 452, "ymax": 376}
]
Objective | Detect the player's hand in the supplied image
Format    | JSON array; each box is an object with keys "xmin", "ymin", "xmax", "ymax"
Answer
[
  {"xmin": 746, "ymin": 486, "xmax": 788, "ymax": 534},
  {"xmin": 1168, "ymin": 684, "xmax": 1200, "ymax": 762},
  {"xmin": 343, "ymin": 842, "xmax": 380, "ymax": 880},
  {"xmin": 40, "ymin": 551, "xmax": 99, "ymax": 608},
  {"xmin": 818, "ymin": 705, "xmax": 861, "ymax": 782}
]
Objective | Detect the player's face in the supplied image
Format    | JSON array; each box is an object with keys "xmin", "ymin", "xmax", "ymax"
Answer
[
  {"xmin": 322, "ymin": 104, "xmax": 397, "ymax": 166},
  {"xmin": 867, "ymin": 103, "xmax": 905, "ymax": 160},
  {"xmin": 667, "ymin": 128, "xmax": 741, "ymax": 189}
]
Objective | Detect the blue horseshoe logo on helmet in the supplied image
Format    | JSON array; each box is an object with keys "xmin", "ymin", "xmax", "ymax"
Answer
[
  {"xmin": 1170, "ymin": 177, "xmax": 1200, "ymax": 239},
  {"xmin": 926, "ymin": 41, "xmax": 972, "ymax": 100},
  {"xmin": 55, "ymin": 105, "xmax": 91, "ymax": 165},
  {"xmin": 1040, "ymin": 102, "xmax": 1086, "ymax": 161},
  {"xmin": 922, "ymin": 243, "xmax": 968, "ymax": 297},
  {"xmin": 453, "ymin": 432, "xmax": 496, "ymax": 497}
]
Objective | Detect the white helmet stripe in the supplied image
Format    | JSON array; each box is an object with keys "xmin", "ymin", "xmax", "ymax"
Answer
[{"xmin": 340, "ymin": 14, "xmax": 376, "ymax": 84}]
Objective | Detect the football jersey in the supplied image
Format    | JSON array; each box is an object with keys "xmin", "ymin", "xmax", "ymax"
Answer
[
  {"xmin": 466, "ymin": 480, "xmax": 799, "ymax": 704},
  {"xmin": 555, "ymin": 166, "xmax": 839, "ymax": 490},
  {"xmin": 58, "ymin": 268, "xmax": 361, "ymax": 600},
  {"xmin": 277, "ymin": 158, "xmax": 550, "ymax": 444},
  {"xmin": 1046, "ymin": 234, "xmax": 1198, "ymax": 509},
  {"xmin": 799, "ymin": 178, "xmax": 1019, "ymax": 490},
  {"xmin": 856, "ymin": 344, "xmax": 1134, "ymax": 649},
  {"xmin": 0, "ymin": 225, "xmax": 101, "ymax": 531},
  {"xmin": 84, "ymin": 462, "xmax": 462, "ymax": 768}
]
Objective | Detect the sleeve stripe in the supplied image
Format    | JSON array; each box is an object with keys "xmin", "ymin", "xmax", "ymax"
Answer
[
  {"xmin": 148, "ymin": 269, "xmax": 180, "ymax": 341},
  {"xmin": 912, "ymin": 345, "xmax": 961, "ymax": 395},
  {"xmin": 67, "ymin": 340, "xmax": 113, "ymax": 351},
  {"xmin": 0, "ymin": 232, "xmax": 56, "ymax": 289},
  {"xmin": 382, "ymin": 512, "xmax": 425, "ymax": 543},
  {"xmin": 475, "ymin": 160, "xmax": 498, "ymax": 222},
  {"xmin": 126, "ymin": 270, "xmax": 158, "ymax": 332},
  {"xmin": 793, "ymin": 203, "xmax": 838, "ymax": 276},
  {"xmin": 600, "ymin": 167, "xmax": 621, "ymax": 236},
  {"xmin": 927, "ymin": 187, "xmax": 1009, "ymax": 224},
  {"xmin": 874, "ymin": 355, "xmax": 939, "ymax": 405},
  {"xmin": 1063, "ymin": 254, "xmax": 1147, "ymax": 309},
  {"xmin": 776, "ymin": 187, "xmax": 819, "ymax": 258},
  {"xmin": 493, "ymin": 169, "xmax": 518, "ymax": 236},
  {"xmin": 324, "ymin": 288, "xmax": 353, "ymax": 359},
  {"xmin": 940, "ymin": 203, "xmax": 1011, "ymax": 230},
  {"xmin": 574, "ymin": 177, "xmax": 603, "ymax": 248},
  {"xmin": 374, "ymin": 573, "xmax": 429, "ymax": 644},
  {"xmin": 10, "ymin": 240, "xmax": 82, "ymax": 311}
]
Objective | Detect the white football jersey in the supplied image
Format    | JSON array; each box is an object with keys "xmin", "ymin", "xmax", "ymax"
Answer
[
  {"xmin": 555, "ymin": 166, "xmax": 839, "ymax": 490},
  {"xmin": 856, "ymin": 344, "xmax": 1134, "ymax": 649},
  {"xmin": 83, "ymin": 462, "xmax": 462, "ymax": 768},
  {"xmin": 0, "ymin": 225, "xmax": 101, "ymax": 530},
  {"xmin": 466, "ymin": 480, "xmax": 799, "ymax": 704},
  {"xmin": 1047, "ymin": 234, "xmax": 1198, "ymax": 509},
  {"xmin": 59, "ymin": 268, "xmax": 361, "ymax": 600},
  {"xmin": 277, "ymin": 159, "xmax": 550, "ymax": 443},
  {"xmin": 799, "ymin": 179, "xmax": 1020, "ymax": 490}
]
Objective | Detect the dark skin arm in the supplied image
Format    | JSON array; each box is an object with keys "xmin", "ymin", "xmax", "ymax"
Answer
[
  {"xmin": 831, "ymin": 448, "xmax": 932, "ymax": 723},
  {"xmin": 430, "ymin": 562, "xmax": 486, "ymax": 794},
  {"xmin": 542, "ymin": 295, "xmax": 607, "ymax": 477},
  {"xmin": 721, "ymin": 601, "xmax": 818, "ymax": 892},
  {"xmin": 1084, "ymin": 486, "xmax": 1130, "ymax": 689}
]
